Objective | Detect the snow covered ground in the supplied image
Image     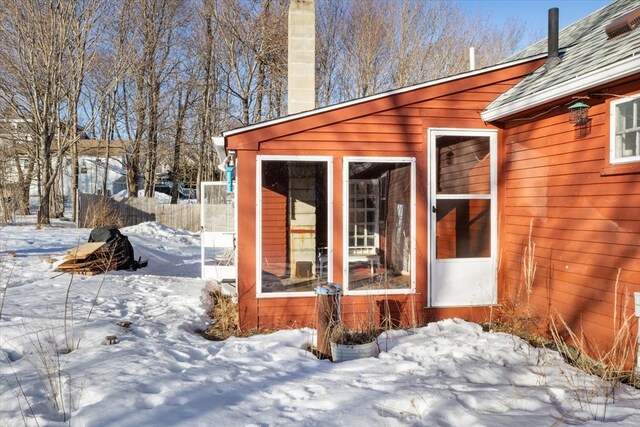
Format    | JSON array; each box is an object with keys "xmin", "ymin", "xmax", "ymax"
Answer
[{"xmin": 1, "ymin": 219, "xmax": 638, "ymax": 426}]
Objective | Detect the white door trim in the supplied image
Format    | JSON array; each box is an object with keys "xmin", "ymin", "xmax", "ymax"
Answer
[{"xmin": 427, "ymin": 128, "xmax": 498, "ymax": 307}]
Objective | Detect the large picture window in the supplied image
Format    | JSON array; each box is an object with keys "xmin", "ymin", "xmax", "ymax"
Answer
[
  {"xmin": 344, "ymin": 158, "xmax": 415, "ymax": 293},
  {"xmin": 257, "ymin": 157, "xmax": 331, "ymax": 296},
  {"xmin": 611, "ymin": 95, "xmax": 640, "ymax": 164}
]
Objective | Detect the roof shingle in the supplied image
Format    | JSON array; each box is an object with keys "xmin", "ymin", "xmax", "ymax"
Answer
[{"xmin": 484, "ymin": 0, "xmax": 640, "ymax": 115}]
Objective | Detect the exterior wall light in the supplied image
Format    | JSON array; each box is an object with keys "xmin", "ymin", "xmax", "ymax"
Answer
[{"xmin": 568, "ymin": 101, "xmax": 590, "ymax": 125}]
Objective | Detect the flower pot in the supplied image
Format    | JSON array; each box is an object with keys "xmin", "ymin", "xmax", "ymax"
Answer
[{"xmin": 330, "ymin": 340, "xmax": 379, "ymax": 363}]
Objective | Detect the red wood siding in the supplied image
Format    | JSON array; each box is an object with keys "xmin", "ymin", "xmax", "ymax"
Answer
[
  {"xmin": 261, "ymin": 185, "xmax": 287, "ymax": 277},
  {"xmin": 227, "ymin": 59, "xmax": 545, "ymax": 331},
  {"xmin": 500, "ymin": 79, "xmax": 640, "ymax": 356}
]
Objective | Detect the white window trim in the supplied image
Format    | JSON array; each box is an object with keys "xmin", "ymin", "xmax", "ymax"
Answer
[
  {"xmin": 342, "ymin": 156, "xmax": 416, "ymax": 296},
  {"xmin": 610, "ymin": 94, "xmax": 640, "ymax": 165},
  {"xmin": 256, "ymin": 155, "xmax": 333, "ymax": 298}
]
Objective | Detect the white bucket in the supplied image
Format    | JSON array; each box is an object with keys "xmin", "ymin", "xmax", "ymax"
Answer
[{"xmin": 330, "ymin": 340, "xmax": 379, "ymax": 363}]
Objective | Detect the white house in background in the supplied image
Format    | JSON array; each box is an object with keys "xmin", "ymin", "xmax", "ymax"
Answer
[{"xmin": 0, "ymin": 119, "xmax": 129, "ymax": 202}]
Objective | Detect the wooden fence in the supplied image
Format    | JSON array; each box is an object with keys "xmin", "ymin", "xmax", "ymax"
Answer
[{"xmin": 78, "ymin": 193, "xmax": 201, "ymax": 231}]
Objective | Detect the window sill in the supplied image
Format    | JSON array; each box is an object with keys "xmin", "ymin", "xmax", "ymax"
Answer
[{"xmin": 601, "ymin": 162, "xmax": 640, "ymax": 176}]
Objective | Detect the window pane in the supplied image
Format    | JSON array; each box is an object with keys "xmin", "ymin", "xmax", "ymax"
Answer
[
  {"xmin": 347, "ymin": 162, "xmax": 412, "ymax": 291},
  {"xmin": 616, "ymin": 132, "xmax": 639, "ymax": 158},
  {"xmin": 615, "ymin": 100, "xmax": 638, "ymax": 132},
  {"xmin": 261, "ymin": 160, "xmax": 328, "ymax": 293},
  {"xmin": 436, "ymin": 199, "xmax": 491, "ymax": 259},
  {"xmin": 613, "ymin": 98, "xmax": 640, "ymax": 162},
  {"xmin": 202, "ymin": 184, "xmax": 234, "ymax": 233},
  {"xmin": 436, "ymin": 136, "xmax": 490, "ymax": 194}
]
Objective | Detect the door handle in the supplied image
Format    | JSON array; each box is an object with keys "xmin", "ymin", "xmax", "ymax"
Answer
[{"xmin": 432, "ymin": 205, "xmax": 437, "ymax": 213}]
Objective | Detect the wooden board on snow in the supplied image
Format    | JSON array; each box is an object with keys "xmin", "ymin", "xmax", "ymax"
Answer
[
  {"xmin": 57, "ymin": 242, "xmax": 108, "ymax": 269},
  {"xmin": 64, "ymin": 242, "xmax": 106, "ymax": 260}
]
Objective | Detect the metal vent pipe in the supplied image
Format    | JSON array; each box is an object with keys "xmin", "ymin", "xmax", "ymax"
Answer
[{"xmin": 547, "ymin": 7, "xmax": 560, "ymax": 69}]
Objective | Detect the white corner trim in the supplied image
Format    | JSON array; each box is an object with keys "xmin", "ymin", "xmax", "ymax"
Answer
[
  {"xmin": 482, "ymin": 55, "xmax": 640, "ymax": 122},
  {"xmin": 223, "ymin": 54, "xmax": 547, "ymax": 138}
]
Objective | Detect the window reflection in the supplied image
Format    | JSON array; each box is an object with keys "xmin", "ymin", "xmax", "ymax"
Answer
[
  {"xmin": 260, "ymin": 160, "xmax": 328, "ymax": 293},
  {"xmin": 347, "ymin": 161, "xmax": 412, "ymax": 291}
]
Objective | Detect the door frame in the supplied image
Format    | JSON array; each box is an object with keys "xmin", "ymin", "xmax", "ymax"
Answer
[
  {"xmin": 200, "ymin": 181, "xmax": 237, "ymax": 283},
  {"xmin": 427, "ymin": 128, "xmax": 498, "ymax": 307}
]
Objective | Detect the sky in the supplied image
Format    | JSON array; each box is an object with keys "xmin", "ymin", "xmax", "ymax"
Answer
[{"xmin": 456, "ymin": 0, "xmax": 611, "ymax": 47}]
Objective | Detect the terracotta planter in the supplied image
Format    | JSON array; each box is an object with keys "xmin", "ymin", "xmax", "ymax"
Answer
[{"xmin": 330, "ymin": 340, "xmax": 379, "ymax": 363}]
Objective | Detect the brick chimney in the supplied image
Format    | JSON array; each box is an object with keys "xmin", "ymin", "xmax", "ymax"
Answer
[{"xmin": 287, "ymin": 0, "xmax": 315, "ymax": 115}]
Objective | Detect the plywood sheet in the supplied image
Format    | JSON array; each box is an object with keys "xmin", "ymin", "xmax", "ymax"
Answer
[{"xmin": 62, "ymin": 242, "xmax": 106, "ymax": 262}]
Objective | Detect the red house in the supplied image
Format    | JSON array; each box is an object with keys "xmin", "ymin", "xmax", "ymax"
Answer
[{"xmin": 219, "ymin": 0, "xmax": 639, "ymax": 364}]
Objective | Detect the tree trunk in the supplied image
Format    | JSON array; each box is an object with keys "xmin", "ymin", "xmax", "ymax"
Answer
[{"xmin": 71, "ymin": 143, "xmax": 79, "ymax": 221}]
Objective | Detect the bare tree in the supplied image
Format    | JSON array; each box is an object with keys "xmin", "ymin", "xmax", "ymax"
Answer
[
  {"xmin": 315, "ymin": 0, "xmax": 346, "ymax": 107},
  {"xmin": 315, "ymin": 0, "xmax": 525, "ymax": 105},
  {"xmin": 84, "ymin": 11, "xmax": 134, "ymax": 198},
  {"xmin": 195, "ymin": 0, "xmax": 218, "ymax": 198},
  {"xmin": 340, "ymin": 0, "xmax": 392, "ymax": 99},
  {"xmin": 214, "ymin": 0, "xmax": 287, "ymax": 126},
  {"xmin": 115, "ymin": 0, "xmax": 186, "ymax": 199},
  {"xmin": 65, "ymin": 0, "xmax": 107, "ymax": 220},
  {"xmin": 0, "ymin": 0, "xmax": 113, "ymax": 224},
  {"xmin": 0, "ymin": 0, "xmax": 527, "ymax": 224},
  {"xmin": 0, "ymin": 1, "xmax": 79, "ymax": 224}
]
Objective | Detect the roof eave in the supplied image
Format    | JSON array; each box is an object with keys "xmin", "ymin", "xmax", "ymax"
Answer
[
  {"xmin": 481, "ymin": 55, "xmax": 640, "ymax": 122},
  {"xmin": 223, "ymin": 53, "xmax": 548, "ymax": 138}
]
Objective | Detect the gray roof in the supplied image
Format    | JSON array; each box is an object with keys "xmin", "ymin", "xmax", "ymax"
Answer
[{"xmin": 484, "ymin": 0, "xmax": 640, "ymax": 115}]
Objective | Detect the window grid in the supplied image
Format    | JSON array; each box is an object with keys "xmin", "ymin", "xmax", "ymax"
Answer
[
  {"xmin": 348, "ymin": 180, "xmax": 378, "ymax": 251},
  {"xmin": 612, "ymin": 96, "xmax": 640, "ymax": 163}
]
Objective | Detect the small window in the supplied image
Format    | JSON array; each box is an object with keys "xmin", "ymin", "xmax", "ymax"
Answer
[{"xmin": 611, "ymin": 95, "xmax": 640, "ymax": 164}]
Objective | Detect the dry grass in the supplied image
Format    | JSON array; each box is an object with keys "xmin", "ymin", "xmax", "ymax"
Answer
[
  {"xmin": 202, "ymin": 287, "xmax": 239, "ymax": 341},
  {"xmin": 488, "ymin": 298, "xmax": 548, "ymax": 348},
  {"xmin": 486, "ymin": 218, "xmax": 546, "ymax": 347},
  {"xmin": 489, "ymin": 217, "xmax": 638, "ymax": 405},
  {"xmin": 329, "ymin": 322, "xmax": 380, "ymax": 345},
  {"xmin": 83, "ymin": 197, "xmax": 123, "ymax": 229},
  {"xmin": 328, "ymin": 295, "xmax": 383, "ymax": 345},
  {"xmin": 521, "ymin": 218, "xmax": 536, "ymax": 307},
  {"xmin": 549, "ymin": 270, "xmax": 638, "ymax": 390}
]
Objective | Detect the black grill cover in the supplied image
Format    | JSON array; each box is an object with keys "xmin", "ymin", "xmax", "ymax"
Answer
[{"xmin": 88, "ymin": 226, "xmax": 135, "ymax": 270}]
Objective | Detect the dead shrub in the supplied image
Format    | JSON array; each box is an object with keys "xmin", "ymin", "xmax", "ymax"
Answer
[
  {"xmin": 549, "ymin": 271, "xmax": 638, "ymax": 392},
  {"xmin": 202, "ymin": 288, "xmax": 238, "ymax": 341},
  {"xmin": 83, "ymin": 198, "xmax": 123, "ymax": 229},
  {"xmin": 488, "ymin": 298, "xmax": 548, "ymax": 348},
  {"xmin": 329, "ymin": 322, "xmax": 380, "ymax": 345},
  {"xmin": 486, "ymin": 218, "xmax": 546, "ymax": 347}
]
